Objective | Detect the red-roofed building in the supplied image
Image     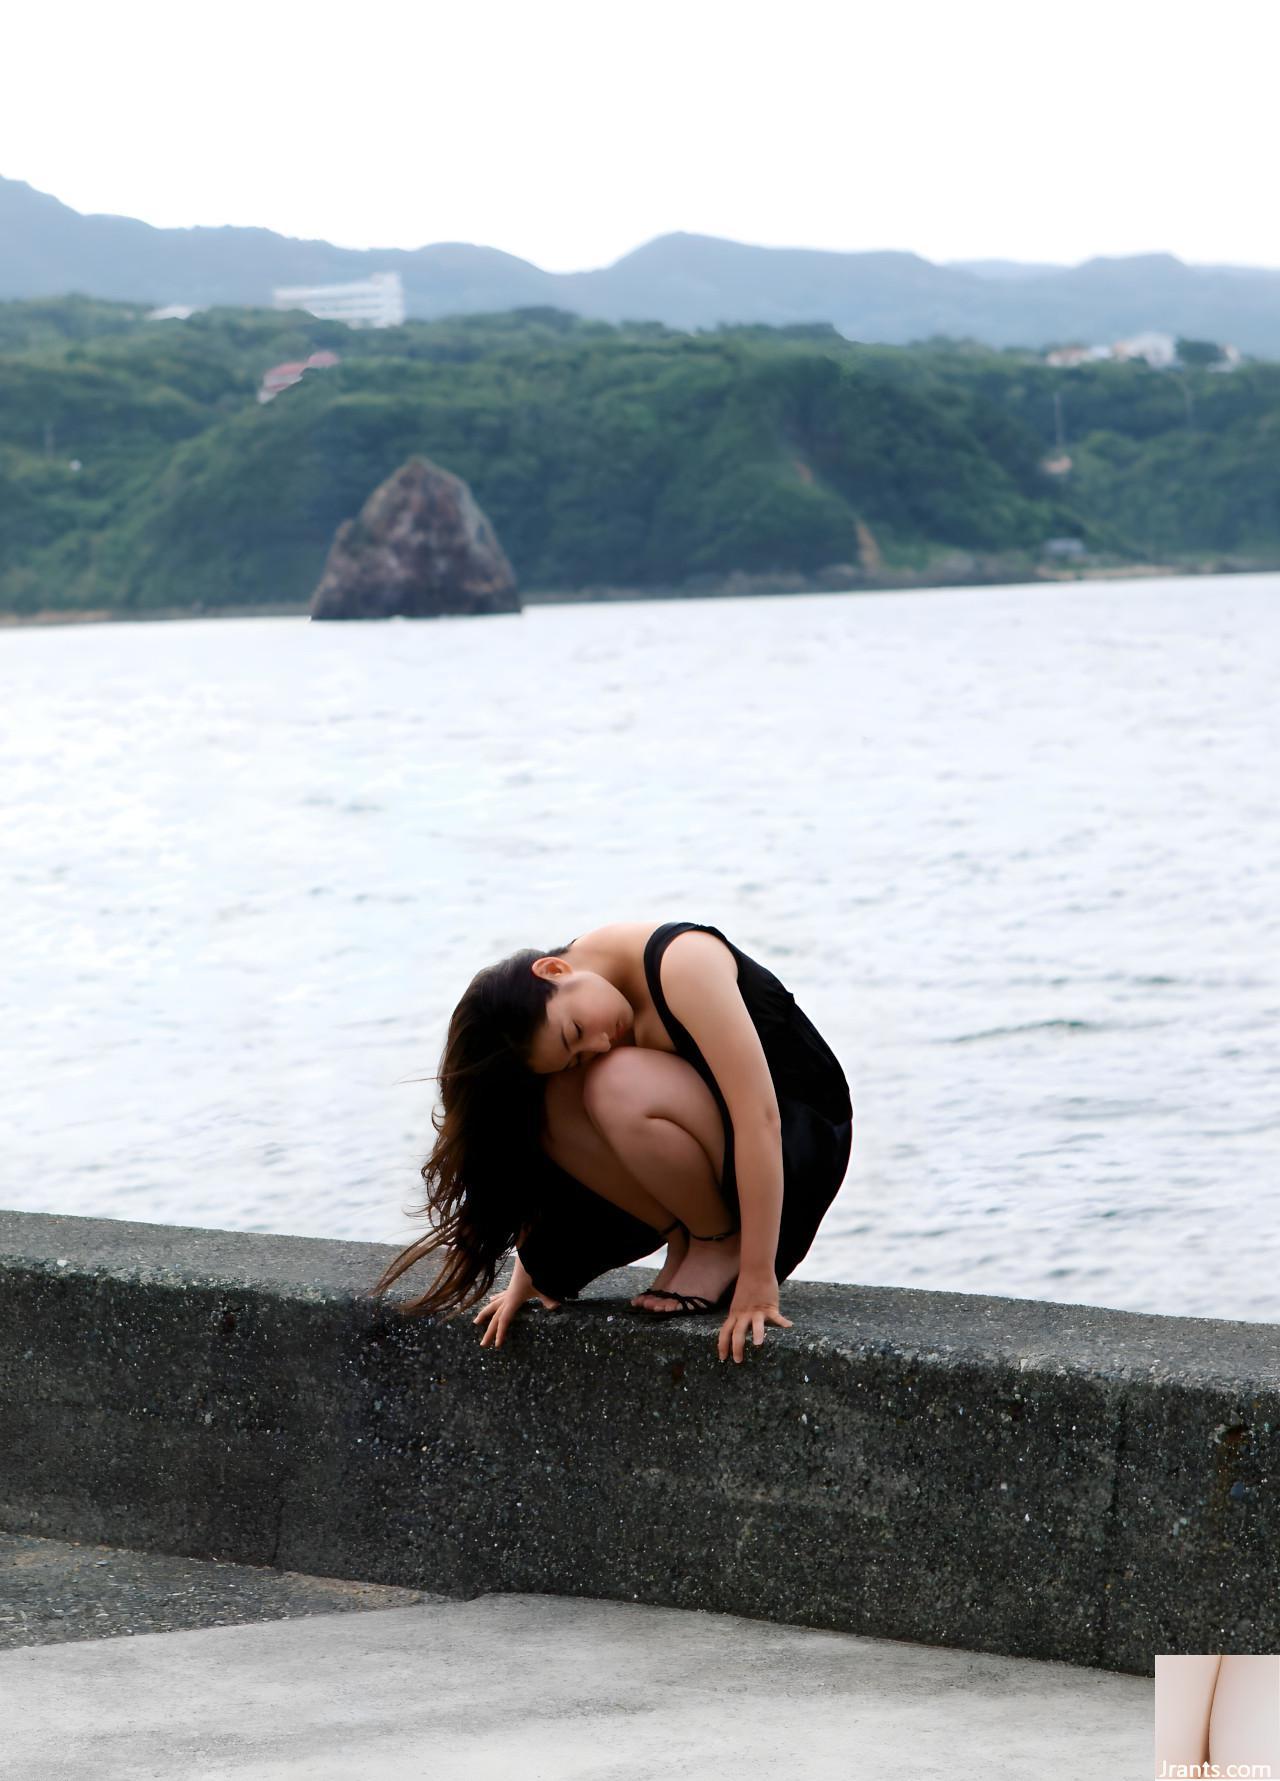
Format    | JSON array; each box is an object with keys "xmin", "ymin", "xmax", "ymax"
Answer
[{"xmin": 257, "ymin": 350, "xmax": 342, "ymax": 405}]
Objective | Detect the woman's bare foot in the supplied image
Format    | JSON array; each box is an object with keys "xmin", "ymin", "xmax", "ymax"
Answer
[
  {"xmin": 630, "ymin": 1222, "xmax": 689, "ymax": 1308},
  {"xmin": 633, "ymin": 1230, "xmax": 741, "ymax": 1312}
]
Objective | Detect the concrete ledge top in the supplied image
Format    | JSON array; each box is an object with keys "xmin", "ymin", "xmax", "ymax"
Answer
[{"xmin": 4, "ymin": 1206, "xmax": 1277, "ymax": 1392}]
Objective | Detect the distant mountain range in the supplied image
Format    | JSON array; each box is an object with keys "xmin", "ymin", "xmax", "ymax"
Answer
[{"xmin": 4, "ymin": 174, "xmax": 1280, "ymax": 356}]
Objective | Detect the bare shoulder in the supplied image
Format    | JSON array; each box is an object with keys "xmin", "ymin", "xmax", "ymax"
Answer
[
  {"xmin": 576, "ymin": 918, "xmax": 737, "ymax": 975},
  {"xmin": 571, "ymin": 919, "xmax": 738, "ymax": 985},
  {"xmin": 571, "ymin": 918, "xmax": 668, "ymax": 956},
  {"xmin": 660, "ymin": 926, "xmax": 739, "ymax": 983}
]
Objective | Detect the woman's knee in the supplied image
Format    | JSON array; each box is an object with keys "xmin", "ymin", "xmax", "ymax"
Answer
[
  {"xmin": 583, "ymin": 1046, "xmax": 698, "ymax": 1124},
  {"xmin": 582, "ymin": 1048, "xmax": 724, "ymax": 1177},
  {"xmin": 581, "ymin": 1047, "xmax": 657, "ymax": 1122}
]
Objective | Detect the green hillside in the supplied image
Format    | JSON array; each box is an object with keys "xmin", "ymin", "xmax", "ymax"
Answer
[{"xmin": 0, "ymin": 299, "xmax": 1276, "ymax": 615}]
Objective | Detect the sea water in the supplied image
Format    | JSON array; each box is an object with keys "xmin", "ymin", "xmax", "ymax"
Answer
[{"xmin": 2, "ymin": 574, "xmax": 1276, "ymax": 1321}]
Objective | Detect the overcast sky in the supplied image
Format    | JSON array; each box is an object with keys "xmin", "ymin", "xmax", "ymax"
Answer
[{"xmin": 5, "ymin": 0, "xmax": 1276, "ymax": 272}]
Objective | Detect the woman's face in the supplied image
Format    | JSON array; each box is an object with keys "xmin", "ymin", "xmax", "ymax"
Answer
[{"xmin": 526, "ymin": 965, "xmax": 634, "ymax": 1074}]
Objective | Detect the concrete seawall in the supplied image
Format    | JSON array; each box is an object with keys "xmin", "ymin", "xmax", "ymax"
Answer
[{"xmin": 1, "ymin": 1207, "xmax": 1275, "ymax": 1677}]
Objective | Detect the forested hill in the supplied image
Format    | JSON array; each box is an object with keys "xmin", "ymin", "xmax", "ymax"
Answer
[{"xmin": 2, "ymin": 297, "xmax": 1278, "ymax": 616}]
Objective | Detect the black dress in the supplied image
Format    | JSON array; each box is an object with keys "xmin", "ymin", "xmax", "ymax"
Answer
[{"xmin": 516, "ymin": 920, "xmax": 854, "ymax": 1302}]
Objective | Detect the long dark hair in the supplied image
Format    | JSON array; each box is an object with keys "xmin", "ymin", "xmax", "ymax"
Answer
[{"xmin": 367, "ymin": 941, "xmax": 571, "ymax": 1320}]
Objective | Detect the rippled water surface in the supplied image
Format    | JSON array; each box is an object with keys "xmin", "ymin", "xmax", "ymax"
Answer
[{"xmin": 3, "ymin": 574, "xmax": 1277, "ymax": 1321}]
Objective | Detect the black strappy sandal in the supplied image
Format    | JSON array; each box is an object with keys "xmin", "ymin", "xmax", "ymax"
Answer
[{"xmin": 632, "ymin": 1220, "xmax": 740, "ymax": 1315}]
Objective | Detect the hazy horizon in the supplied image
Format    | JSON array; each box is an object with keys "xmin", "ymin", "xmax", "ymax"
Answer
[
  {"xmin": 3, "ymin": 0, "xmax": 1277, "ymax": 275},
  {"xmin": 9, "ymin": 170, "xmax": 1280, "ymax": 279}
]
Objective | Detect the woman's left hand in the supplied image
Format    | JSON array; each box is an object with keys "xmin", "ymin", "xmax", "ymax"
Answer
[{"xmin": 718, "ymin": 1271, "xmax": 793, "ymax": 1363}]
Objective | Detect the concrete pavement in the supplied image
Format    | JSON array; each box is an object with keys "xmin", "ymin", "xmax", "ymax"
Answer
[
  {"xmin": 0, "ymin": 1531, "xmax": 435, "ymax": 1650},
  {"xmin": 2, "ymin": 1586, "xmax": 1153, "ymax": 1781}
]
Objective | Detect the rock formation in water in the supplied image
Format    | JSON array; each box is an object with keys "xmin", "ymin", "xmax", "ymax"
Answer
[{"xmin": 309, "ymin": 456, "xmax": 520, "ymax": 620}]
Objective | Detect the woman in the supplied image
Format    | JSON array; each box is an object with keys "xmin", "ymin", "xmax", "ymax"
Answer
[{"xmin": 370, "ymin": 919, "xmax": 854, "ymax": 1365}]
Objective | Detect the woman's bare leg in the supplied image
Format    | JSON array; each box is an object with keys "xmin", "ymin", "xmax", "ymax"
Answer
[
  {"xmin": 582, "ymin": 1050, "xmax": 730, "ymax": 1232},
  {"xmin": 542, "ymin": 1048, "xmax": 736, "ymax": 1307},
  {"xmin": 1153, "ymin": 1655, "xmax": 1221, "ymax": 1774},
  {"xmin": 582, "ymin": 1050, "xmax": 740, "ymax": 1311},
  {"xmin": 1208, "ymin": 1655, "xmax": 1280, "ymax": 1772}
]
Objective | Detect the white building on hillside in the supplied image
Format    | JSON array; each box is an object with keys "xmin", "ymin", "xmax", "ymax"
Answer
[
  {"xmin": 1045, "ymin": 344, "xmax": 1112, "ymax": 366},
  {"xmin": 1111, "ymin": 330, "xmax": 1177, "ymax": 368},
  {"xmin": 271, "ymin": 270, "xmax": 405, "ymax": 329},
  {"xmin": 1209, "ymin": 343, "xmax": 1244, "ymax": 371},
  {"xmin": 1046, "ymin": 331, "xmax": 1220, "ymax": 370}
]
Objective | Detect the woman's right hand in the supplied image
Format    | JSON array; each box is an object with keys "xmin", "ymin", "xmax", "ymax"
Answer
[{"xmin": 472, "ymin": 1275, "xmax": 561, "ymax": 1348}]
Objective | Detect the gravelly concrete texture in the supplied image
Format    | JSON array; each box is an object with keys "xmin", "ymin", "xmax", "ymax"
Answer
[
  {"xmin": 3, "ymin": 1206, "xmax": 1277, "ymax": 1676},
  {"xmin": 0, "ymin": 1531, "xmax": 437, "ymax": 1650},
  {"xmin": 0, "ymin": 1591, "xmax": 1154, "ymax": 1781}
]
